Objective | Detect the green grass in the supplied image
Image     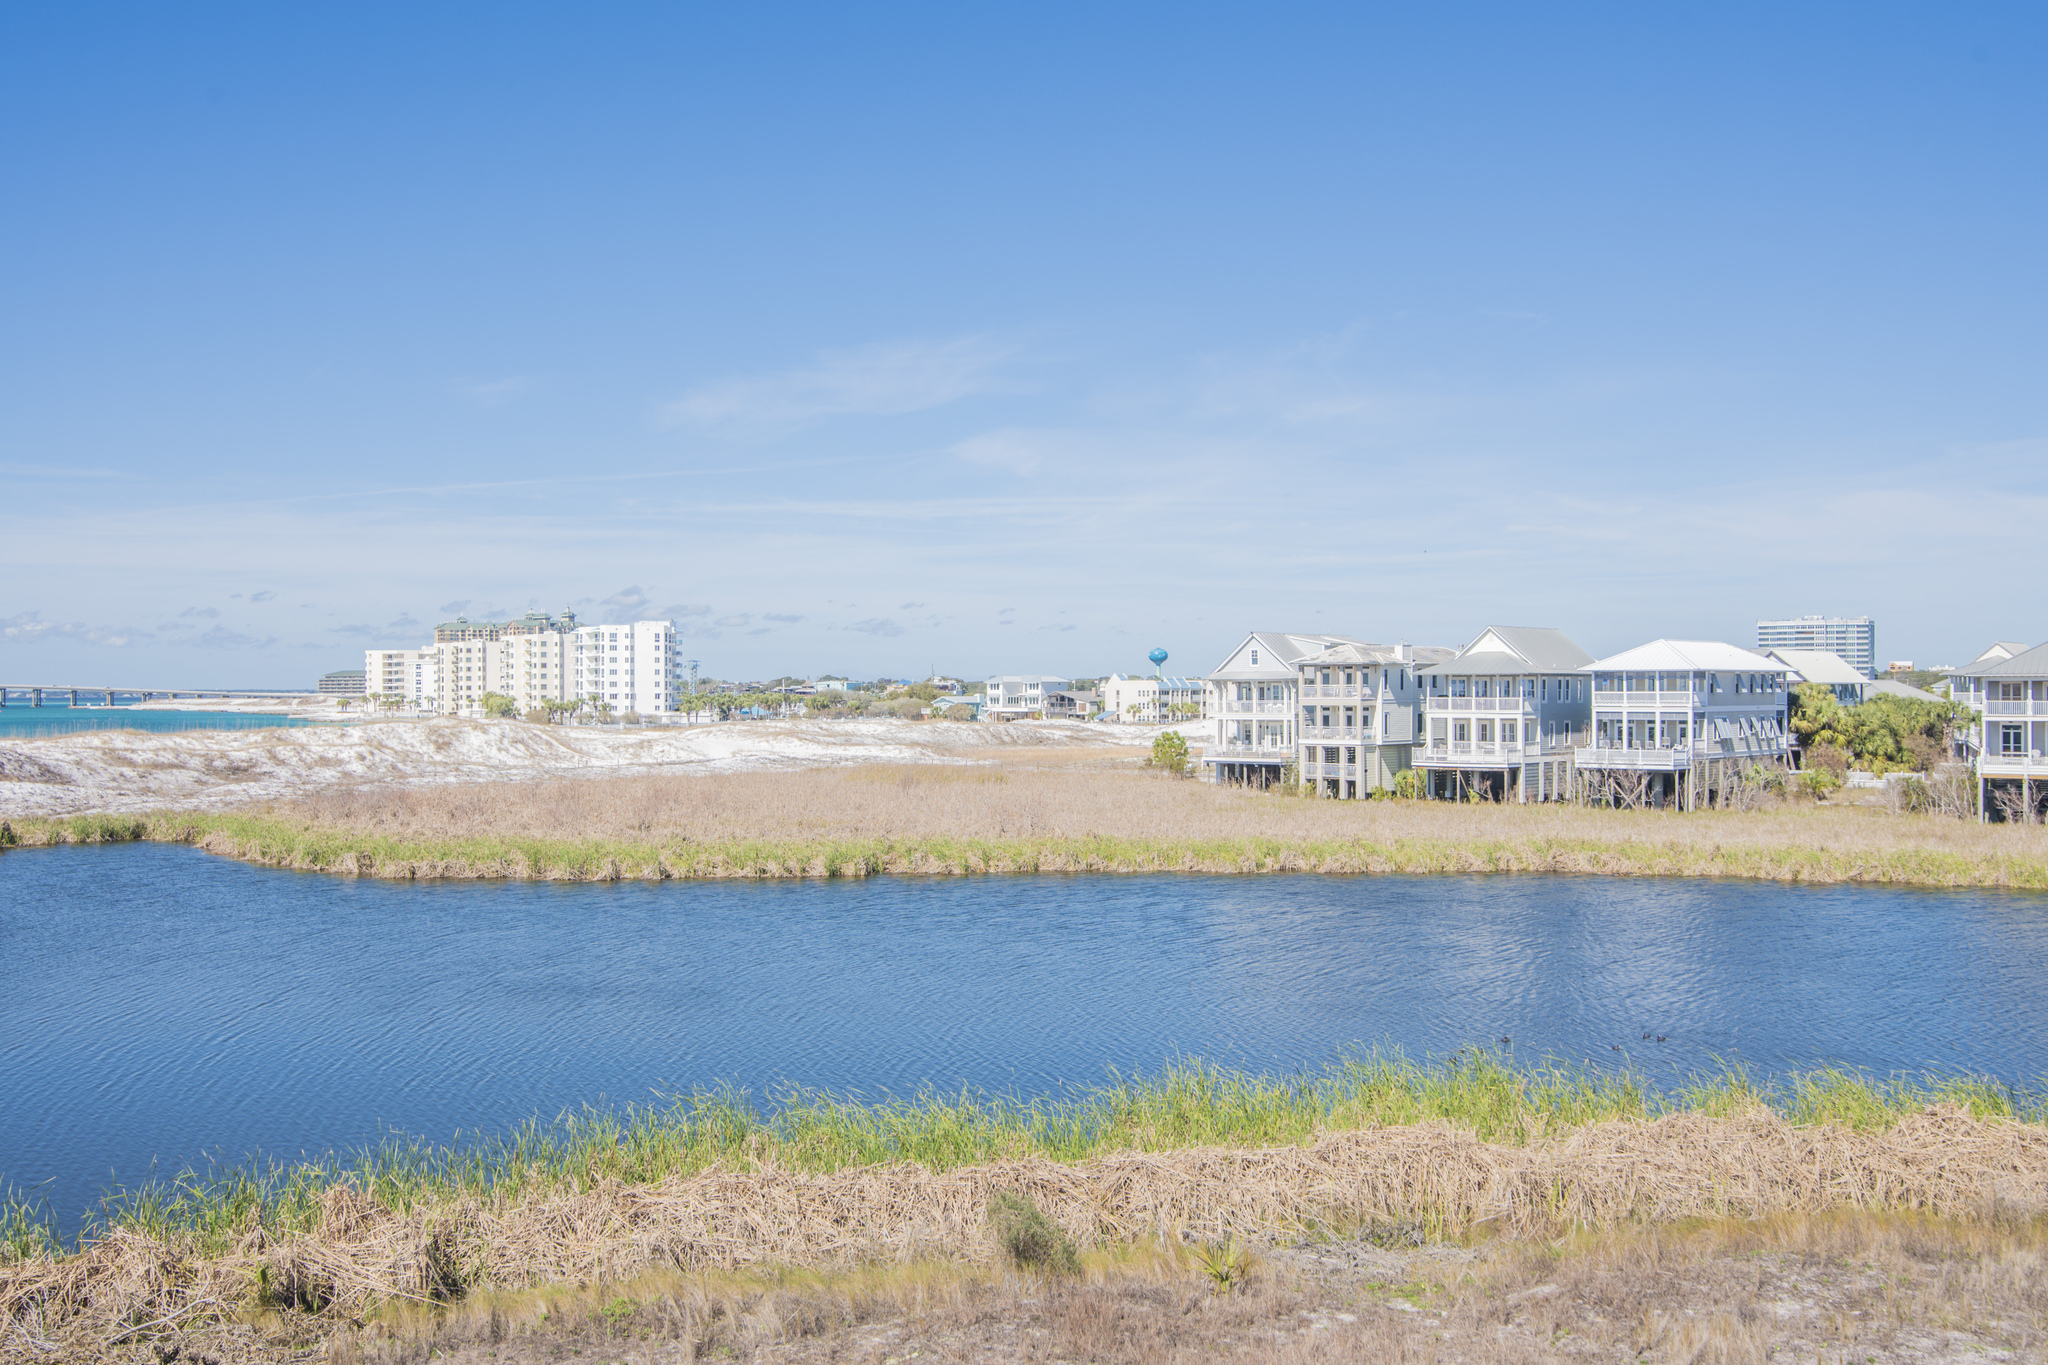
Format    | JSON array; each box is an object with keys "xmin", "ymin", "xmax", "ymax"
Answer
[
  {"xmin": 7, "ymin": 1051, "xmax": 2038, "ymax": 1263},
  {"xmin": 7, "ymin": 808, "xmax": 2048, "ymax": 888}
]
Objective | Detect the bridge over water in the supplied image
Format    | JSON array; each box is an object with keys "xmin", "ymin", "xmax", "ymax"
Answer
[{"xmin": 0, "ymin": 686, "xmax": 310, "ymax": 707}]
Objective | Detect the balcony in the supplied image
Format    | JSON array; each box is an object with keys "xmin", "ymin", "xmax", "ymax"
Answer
[
  {"xmin": 1221, "ymin": 700, "xmax": 1292, "ymax": 716},
  {"xmin": 1207, "ymin": 742, "xmax": 1291, "ymax": 761},
  {"xmin": 1301, "ymin": 684, "xmax": 1364, "ymax": 699},
  {"xmin": 1574, "ymin": 746, "xmax": 1693, "ymax": 771},
  {"xmin": 1425, "ymin": 697, "xmax": 1534, "ymax": 714},
  {"xmin": 1985, "ymin": 700, "xmax": 2047, "ymax": 717},
  {"xmin": 1415, "ymin": 741, "xmax": 1540, "ymax": 766}
]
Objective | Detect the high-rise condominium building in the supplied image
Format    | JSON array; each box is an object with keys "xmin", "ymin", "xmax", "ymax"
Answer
[{"xmin": 1755, "ymin": 616, "xmax": 1876, "ymax": 679}]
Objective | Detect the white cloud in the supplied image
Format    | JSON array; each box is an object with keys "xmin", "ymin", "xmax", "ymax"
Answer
[
  {"xmin": 1, "ymin": 611, "xmax": 154, "ymax": 647},
  {"xmin": 663, "ymin": 335, "xmax": 1020, "ymax": 433},
  {"xmin": 714, "ymin": 614, "xmax": 751, "ymax": 628},
  {"xmin": 949, "ymin": 427, "xmax": 1043, "ymax": 474},
  {"xmin": 764, "ymin": 612, "xmax": 803, "ymax": 623}
]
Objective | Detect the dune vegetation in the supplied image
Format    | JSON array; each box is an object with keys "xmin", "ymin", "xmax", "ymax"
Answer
[
  {"xmin": 5, "ymin": 758, "xmax": 2048, "ymax": 887},
  {"xmin": 3, "ymin": 1053, "xmax": 2044, "ymax": 1360}
]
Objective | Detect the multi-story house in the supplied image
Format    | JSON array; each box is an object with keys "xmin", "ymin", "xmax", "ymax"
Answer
[
  {"xmin": 1758, "ymin": 648, "xmax": 1868, "ymax": 705},
  {"xmin": 1756, "ymin": 615, "xmax": 1876, "ymax": 679},
  {"xmin": 1951, "ymin": 640, "xmax": 2048, "ymax": 822},
  {"xmin": 984, "ymin": 675, "xmax": 1071, "ymax": 721},
  {"xmin": 1102, "ymin": 674, "xmax": 1205, "ymax": 724},
  {"xmin": 1414, "ymin": 626, "xmax": 1594, "ymax": 803},
  {"xmin": 1200, "ymin": 632, "xmax": 1353, "ymax": 786},
  {"xmin": 1948, "ymin": 641, "xmax": 2031, "ymax": 762},
  {"xmin": 1292, "ymin": 640, "xmax": 1455, "ymax": 798},
  {"xmin": 1574, "ymin": 640, "xmax": 1791, "ymax": 809}
]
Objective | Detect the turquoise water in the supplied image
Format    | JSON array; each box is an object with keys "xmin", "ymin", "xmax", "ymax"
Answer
[
  {"xmin": 4, "ymin": 842, "xmax": 2046, "ymax": 1231},
  {"xmin": 0, "ymin": 704, "xmax": 325, "ymax": 737}
]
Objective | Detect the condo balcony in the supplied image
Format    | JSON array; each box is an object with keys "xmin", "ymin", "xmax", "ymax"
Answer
[
  {"xmin": 1424, "ymin": 697, "xmax": 1535, "ymax": 715},
  {"xmin": 1220, "ymin": 700, "xmax": 1294, "ymax": 716}
]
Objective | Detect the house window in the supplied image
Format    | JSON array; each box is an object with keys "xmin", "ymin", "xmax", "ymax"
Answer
[
  {"xmin": 1477, "ymin": 721, "xmax": 1493, "ymax": 743},
  {"xmin": 2003, "ymin": 724, "xmax": 2026, "ymax": 755},
  {"xmin": 1345, "ymin": 747, "xmax": 1356, "ymax": 764},
  {"xmin": 1502, "ymin": 720, "xmax": 1517, "ymax": 743},
  {"xmin": 1250, "ymin": 650, "xmax": 1258, "ymax": 665},
  {"xmin": 1453, "ymin": 722, "xmax": 1469, "ymax": 742}
]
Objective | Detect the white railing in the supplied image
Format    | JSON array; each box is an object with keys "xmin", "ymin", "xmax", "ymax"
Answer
[
  {"xmin": 1301, "ymin": 684, "xmax": 1363, "ymax": 699},
  {"xmin": 1221, "ymin": 700, "xmax": 1292, "ymax": 716},
  {"xmin": 1574, "ymin": 746, "xmax": 1692, "ymax": 771},
  {"xmin": 1982, "ymin": 752, "xmax": 2048, "ymax": 773},
  {"xmin": 1985, "ymin": 700, "xmax": 2046, "ymax": 717},
  {"xmin": 1426, "ymin": 697, "xmax": 1534, "ymax": 714},
  {"xmin": 1209, "ymin": 742, "xmax": 1291, "ymax": 759}
]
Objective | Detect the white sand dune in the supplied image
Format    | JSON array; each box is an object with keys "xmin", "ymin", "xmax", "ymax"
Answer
[{"xmin": 0, "ymin": 717, "xmax": 1149, "ymax": 820}]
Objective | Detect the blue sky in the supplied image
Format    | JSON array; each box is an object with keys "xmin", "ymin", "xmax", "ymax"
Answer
[{"xmin": 3, "ymin": 4, "xmax": 2043, "ymax": 686}]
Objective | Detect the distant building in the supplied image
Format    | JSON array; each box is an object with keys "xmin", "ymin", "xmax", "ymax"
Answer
[
  {"xmin": 1101, "ymin": 673, "xmax": 1205, "ymax": 724},
  {"xmin": 318, "ymin": 670, "xmax": 366, "ymax": 695},
  {"xmin": 1039, "ymin": 690, "xmax": 1094, "ymax": 719},
  {"xmin": 1759, "ymin": 648, "xmax": 1870, "ymax": 706},
  {"xmin": 984, "ymin": 675, "xmax": 1070, "ymax": 720},
  {"xmin": 1756, "ymin": 616, "xmax": 1876, "ymax": 679},
  {"xmin": 1886, "ymin": 660, "xmax": 1915, "ymax": 674},
  {"xmin": 815, "ymin": 677, "xmax": 850, "ymax": 691},
  {"xmin": 364, "ymin": 649, "xmax": 435, "ymax": 709}
]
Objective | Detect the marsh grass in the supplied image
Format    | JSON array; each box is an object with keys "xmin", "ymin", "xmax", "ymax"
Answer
[
  {"xmin": 10, "ymin": 760, "xmax": 2048, "ymax": 886},
  {"xmin": 19, "ymin": 1051, "xmax": 2039, "ymax": 1261}
]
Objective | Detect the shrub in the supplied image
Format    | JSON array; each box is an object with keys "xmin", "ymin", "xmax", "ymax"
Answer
[
  {"xmin": 479, "ymin": 692, "xmax": 519, "ymax": 719},
  {"xmin": 989, "ymin": 1192, "xmax": 1080, "ymax": 1275},
  {"xmin": 1148, "ymin": 731, "xmax": 1190, "ymax": 776}
]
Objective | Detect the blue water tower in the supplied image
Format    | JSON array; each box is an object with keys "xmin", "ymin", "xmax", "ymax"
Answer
[{"xmin": 1148, "ymin": 647, "xmax": 1168, "ymax": 677}]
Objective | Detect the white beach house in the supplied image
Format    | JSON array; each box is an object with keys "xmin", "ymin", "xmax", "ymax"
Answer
[
  {"xmin": 1574, "ymin": 640, "xmax": 1791, "ymax": 809},
  {"xmin": 1414, "ymin": 626, "xmax": 1594, "ymax": 803}
]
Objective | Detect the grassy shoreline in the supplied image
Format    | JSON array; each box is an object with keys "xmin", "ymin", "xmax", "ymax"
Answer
[
  {"xmin": 7, "ymin": 804, "xmax": 2048, "ymax": 888},
  {"xmin": 4, "ymin": 1053, "xmax": 2044, "ymax": 1361},
  {"xmin": 6, "ymin": 1052, "xmax": 2041, "ymax": 1259}
]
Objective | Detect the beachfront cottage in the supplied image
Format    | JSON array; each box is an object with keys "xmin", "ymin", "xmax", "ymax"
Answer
[
  {"xmin": 1574, "ymin": 640, "xmax": 1791, "ymax": 810},
  {"xmin": 1291, "ymin": 640, "xmax": 1455, "ymax": 798},
  {"xmin": 1200, "ymin": 633, "xmax": 1351, "ymax": 787},
  {"xmin": 1413, "ymin": 626, "xmax": 1595, "ymax": 803},
  {"xmin": 1199, "ymin": 632, "xmax": 1454, "ymax": 793},
  {"xmin": 1951, "ymin": 639, "xmax": 2048, "ymax": 823}
]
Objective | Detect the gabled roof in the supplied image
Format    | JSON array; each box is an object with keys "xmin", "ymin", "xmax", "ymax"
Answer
[
  {"xmin": 1205, "ymin": 632, "xmax": 1359, "ymax": 680},
  {"xmin": 1961, "ymin": 641, "xmax": 2031, "ymax": 669},
  {"xmin": 1590, "ymin": 639, "xmax": 1786, "ymax": 674},
  {"xmin": 1866, "ymin": 678, "xmax": 1943, "ymax": 703},
  {"xmin": 1419, "ymin": 626, "xmax": 1592, "ymax": 676},
  {"xmin": 1757, "ymin": 647, "xmax": 1863, "ymax": 684},
  {"xmin": 1978, "ymin": 641, "xmax": 2048, "ymax": 678}
]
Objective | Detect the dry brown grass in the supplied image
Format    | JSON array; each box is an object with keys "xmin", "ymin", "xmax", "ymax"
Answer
[
  {"xmin": 48, "ymin": 760, "xmax": 2033, "ymax": 886},
  {"xmin": 268, "ymin": 760, "xmax": 2037, "ymax": 859},
  {"xmin": 7, "ymin": 1107, "xmax": 2044, "ymax": 1361}
]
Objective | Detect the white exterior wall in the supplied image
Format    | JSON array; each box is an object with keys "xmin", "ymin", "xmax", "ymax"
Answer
[
  {"xmin": 573, "ymin": 621, "xmax": 679, "ymax": 714},
  {"xmin": 985, "ymin": 675, "xmax": 1070, "ymax": 720},
  {"xmin": 363, "ymin": 649, "xmax": 437, "ymax": 709}
]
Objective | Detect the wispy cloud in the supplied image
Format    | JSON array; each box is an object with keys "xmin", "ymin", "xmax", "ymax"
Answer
[
  {"xmin": 189, "ymin": 626, "xmax": 277, "ymax": 649},
  {"xmin": 847, "ymin": 618, "xmax": 904, "ymax": 637},
  {"xmin": 764, "ymin": 612, "xmax": 803, "ymax": 623},
  {"xmin": 659, "ymin": 603, "xmax": 712, "ymax": 619},
  {"xmin": 249, "ymin": 589, "xmax": 278, "ymax": 603},
  {"xmin": 601, "ymin": 585, "xmax": 651, "ymax": 611},
  {"xmin": 438, "ymin": 599, "xmax": 471, "ymax": 615},
  {"xmin": 1, "ymin": 611, "xmax": 154, "ymax": 647},
  {"xmin": 714, "ymin": 614, "xmax": 751, "ymax": 629},
  {"xmin": 179, "ymin": 606, "xmax": 221, "ymax": 619},
  {"xmin": 663, "ymin": 335, "xmax": 1021, "ymax": 433}
]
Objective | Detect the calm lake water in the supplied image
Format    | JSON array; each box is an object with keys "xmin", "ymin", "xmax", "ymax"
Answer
[
  {"xmin": 0, "ymin": 704, "xmax": 324, "ymax": 738},
  {"xmin": 3, "ymin": 841, "xmax": 2046, "ymax": 1230}
]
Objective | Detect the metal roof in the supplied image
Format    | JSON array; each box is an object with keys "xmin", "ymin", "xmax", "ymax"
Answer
[
  {"xmin": 1577, "ymin": 639, "xmax": 1785, "ymax": 674},
  {"xmin": 1975, "ymin": 641, "xmax": 2048, "ymax": 678},
  {"xmin": 1757, "ymin": 647, "xmax": 1863, "ymax": 683},
  {"xmin": 1419, "ymin": 626, "xmax": 1593, "ymax": 675}
]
